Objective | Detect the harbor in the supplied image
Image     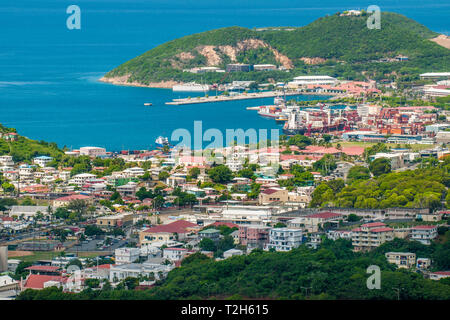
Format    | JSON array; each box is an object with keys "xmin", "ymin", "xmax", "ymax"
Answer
[{"xmin": 165, "ymin": 90, "xmax": 334, "ymax": 105}]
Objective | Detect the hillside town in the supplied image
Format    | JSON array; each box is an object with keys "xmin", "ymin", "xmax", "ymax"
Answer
[{"xmin": 1, "ymin": 81, "xmax": 450, "ymax": 298}]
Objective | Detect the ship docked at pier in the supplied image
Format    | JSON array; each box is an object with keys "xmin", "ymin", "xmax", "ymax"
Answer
[{"xmin": 282, "ymin": 106, "xmax": 357, "ymax": 136}]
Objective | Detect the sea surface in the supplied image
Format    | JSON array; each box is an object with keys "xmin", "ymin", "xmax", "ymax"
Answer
[{"xmin": 0, "ymin": 0, "xmax": 449, "ymax": 150}]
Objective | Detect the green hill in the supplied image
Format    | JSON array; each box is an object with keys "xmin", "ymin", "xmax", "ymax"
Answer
[
  {"xmin": 0, "ymin": 124, "xmax": 64, "ymax": 163},
  {"xmin": 103, "ymin": 12, "xmax": 449, "ymax": 86}
]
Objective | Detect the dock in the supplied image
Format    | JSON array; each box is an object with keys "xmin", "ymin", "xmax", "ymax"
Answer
[{"xmin": 165, "ymin": 91, "xmax": 334, "ymax": 105}]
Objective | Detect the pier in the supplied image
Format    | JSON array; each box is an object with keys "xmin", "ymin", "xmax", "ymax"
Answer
[{"xmin": 165, "ymin": 90, "xmax": 335, "ymax": 105}]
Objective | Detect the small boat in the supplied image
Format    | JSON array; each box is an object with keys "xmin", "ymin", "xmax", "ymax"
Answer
[
  {"xmin": 144, "ymin": 103, "xmax": 153, "ymax": 106},
  {"xmin": 246, "ymin": 106, "xmax": 260, "ymax": 110}
]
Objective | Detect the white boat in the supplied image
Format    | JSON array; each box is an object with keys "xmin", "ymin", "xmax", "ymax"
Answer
[
  {"xmin": 155, "ymin": 136, "xmax": 169, "ymax": 148},
  {"xmin": 144, "ymin": 103, "xmax": 153, "ymax": 106},
  {"xmin": 172, "ymin": 82, "xmax": 210, "ymax": 92}
]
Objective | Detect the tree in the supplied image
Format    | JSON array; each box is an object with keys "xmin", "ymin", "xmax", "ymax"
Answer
[
  {"xmin": 189, "ymin": 167, "xmax": 201, "ymax": 179},
  {"xmin": 208, "ymin": 165, "xmax": 233, "ymax": 184},
  {"xmin": 66, "ymin": 258, "xmax": 83, "ymax": 270},
  {"xmin": 67, "ymin": 199, "xmax": 88, "ymax": 217},
  {"xmin": 287, "ymin": 135, "xmax": 312, "ymax": 149},
  {"xmin": 158, "ymin": 171, "xmax": 170, "ymax": 181},
  {"xmin": 199, "ymin": 238, "xmax": 216, "ymax": 252},
  {"xmin": 347, "ymin": 214, "xmax": 362, "ymax": 222},
  {"xmin": 369, "ymin": 158, "xmax": 392, "ymax": 176},
  {"xmin": 347, "ymin": 166, "xmax": 371, "ymax": 182},
  {"xmin": 237, "ymin": 168, "xmax": 255, "ymax": 180}
]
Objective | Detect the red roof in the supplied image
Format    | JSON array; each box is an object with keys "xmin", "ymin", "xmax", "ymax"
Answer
[
  {"xmin": 431, "ymin": 271, "xmax": 450, "ymax": 276},
  {"xmin": 24, "ymin": 275, "xmax": 63, "ymax": 289},
  {"xmin": 361, "ymin": 222, "xmax": 386, "ymax": 228},
  {"xmin": 25, "ymin": 265, "xmax": 61, "ymax": 272},
  {"xmin": 212, "ymin": 222, "xmax": 239, "ymax": 229},
  {"xmin": 261, "ymin": 188, "xmax": 281, "ymax": 195},
  {"xmin": 307, "ymin": 212, "xmax": 343, "ymax": 219},
  {"xmin": 412, "ymin": 225, "xmax": 436, "ymax": 230},
  {"xmin": 144, "ymin": 220, "xmax": 198, "ymax": 234}
]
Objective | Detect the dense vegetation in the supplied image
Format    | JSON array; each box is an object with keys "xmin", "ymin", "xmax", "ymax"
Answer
[
  {"xmin": 105, "ymin": 12, "xmax": 449, "ymax": 85},
  {"xmin": 310, "ymin": 166, "xmax": 449, "ymax": 209},
  {"xmin": 17, "ymin": 237, "xmax": 450, "ymax": 300},
  {"xmin": 0, "ymin": 124, "xmax": 63, "ymax": 162}
]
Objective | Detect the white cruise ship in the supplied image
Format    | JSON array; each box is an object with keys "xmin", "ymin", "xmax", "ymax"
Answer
[{"xmin": 172, "ymin": 82, "xmax": 210, "ymax": 92}]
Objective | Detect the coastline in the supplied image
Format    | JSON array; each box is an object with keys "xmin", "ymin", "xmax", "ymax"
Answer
[{"xmin": 99, "ymin": 75, "xmax": 181, "ymax": 89}]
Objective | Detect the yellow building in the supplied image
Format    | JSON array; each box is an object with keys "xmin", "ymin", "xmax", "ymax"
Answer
[
  {"xmin": 385, "ymin": 252, "xmax": 416, "ymax": 269},
  {"xmin": 96, "ymin": 212, "xmax": 133, "ymax": 229}
]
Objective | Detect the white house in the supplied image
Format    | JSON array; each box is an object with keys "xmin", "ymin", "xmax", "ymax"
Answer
[
  {"xmin": 265, "ymin": 228, "xmax": 302, "ymax": 252},
  {"xmin": 79, "ymin": 147, "xmax": 107, "ymax": 157},
  {"xmin": 115, "ymin": 248, "xmax": 141, "ymax": 265},
  {"xmin": 162, "ymin": 248, "xmax": 188, "ymax": 261},
  {"xmin": 33, "ymin": 156, "xmax": 53, "ymax": 168}
]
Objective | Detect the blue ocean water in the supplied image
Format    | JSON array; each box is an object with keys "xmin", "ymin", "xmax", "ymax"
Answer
[{"xmin": 0, "ymin": 0, "xmax": 449, "ymax": 150}]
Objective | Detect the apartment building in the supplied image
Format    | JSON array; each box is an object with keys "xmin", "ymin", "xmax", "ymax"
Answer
[
  {"xmin": 115, "ymin": 248, "xmax": 140, "ymax": 265},
  {"xmin": 410, "ymin": 225, "xmax": 438, "ymax": 245},
  {"xmin": 266, "ymin": 228, "xmax": 303, "ymax": 252},
  {"xmin": 352, "ymin": 222, "xmax": 394, "ymax": 252},
  {"xmin": 385, "ymin": 252, "xmax": 416, "ymax": 269},
  {"xmin": 163, "ymin": 248, "xmax": 188, "ymax": 261},
  {"xmin": 288, "ymin": 212, "xmax": 343, "ymax": 233},
  {"xmin": 239, "ymin": 225, "xmax": 270, "ymax": 250}
]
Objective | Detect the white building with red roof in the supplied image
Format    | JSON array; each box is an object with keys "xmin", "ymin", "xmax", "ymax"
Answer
[{"xmin": 410, "ymin": 225, "xmax": 438, "ymax": 245}]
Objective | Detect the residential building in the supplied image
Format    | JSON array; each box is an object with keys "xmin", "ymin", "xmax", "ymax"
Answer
[
  {"xmin": 223, "ymin": 248, "xmax": 244, "ymax": 259},
  {"xmin": 163, "ymin": 248, "xmax": 188, "ymax": 261},
  {"xmin": 52, "ymin": 194, "xmax": 92, "ymax": 208},
  {"xmin": 33, "ymin": 156, "xmax": 53, "ymax": 167},
  {"xmin": 266, "ymin": 228, "xmax": 302, "ymax": 251},
  {"xmin": 139, "ymin": 220, "xmax": 199, "ymax": 245},
  {"xmin": 198, "ymin": 228, "xmax": 220, "ymax": 242},
  {"xmin": 289, "ymin": 212, "xmax": 343, "ymax": 233},
  {"xmin": 410, "ymin": 225, "xmax": 438, "ymax": 245},
  {"xmin": 352, "ymin": 222, "xmax": 394, "ymax": 252},
  {"xmin": 79, "ymin": 146, "xmax": 107, "ymax": 157},
  {"xmin": 109, "ymin": 262, "xmax": 173, "ymax": 283},
  {"xmin": 115, "ymin": 248, "xmax": 140, "ymax": 265},
  {"xmin": 239, "ymin": 225, "xmax": 270, "ymax": 250},
  {"xmin": 385, "ymin": 252, "xmax": 416, "ymax": 269},
  {"xmin": 96, "ymin": 212, "xmax": 134, "ymax": 229},
  {"xmin": 69, "ymin": 173, "xmax": 97, "ymax": 187},
  {"xmin": 429, "ymin": 271, "xmax": 450, "ymax": 280}
]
